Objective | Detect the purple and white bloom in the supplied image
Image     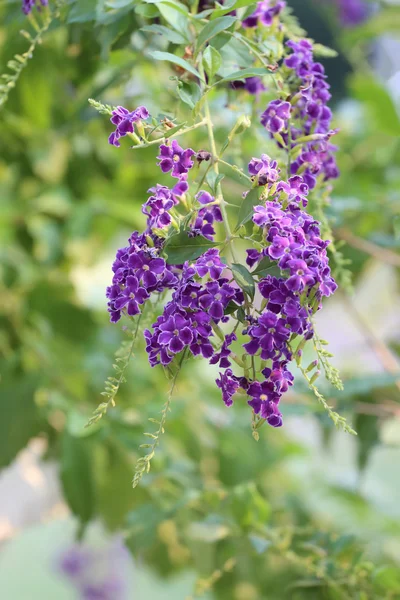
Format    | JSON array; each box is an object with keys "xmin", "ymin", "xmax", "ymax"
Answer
[
  {"xmin": 112, "ymin": 276, "xmax": 149, "ymax": 316},
  {"xmin": 108, "ymin": 105, "xmax": 149, "ymax": 147},
  {"xmin": 216, "ymin": 369, "xmax": 241, "ymax": 406},
  {"xmin": 248, "ymin": 154, "xmax": 280, "ymax": 185},
  {"xmin": 158, "ymin": 314, "xmax": 194, "ymax": 354},
  {"xmin": 157, "ymin": 140, "xmax": 195, "ymax": 178},
  {"xmin": 261, "ymin": 100, "xmax": 291, "ymax": 133},
  {"xmin": 142, "ymin": 185, "xmax": 176, "ymax": 229},
  {"xmin": 194, "ymin": 248, "xmax": 225, "ymax": 280}
]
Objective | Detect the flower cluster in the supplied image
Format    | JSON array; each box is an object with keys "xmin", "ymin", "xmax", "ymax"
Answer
[
  {"xmin": 59, "ymin": 538, "xmax": 130, "ymax": 600},
  {"xmin": 261, "ymin": 38, "xmax": 339, "ymax": 188},
  {"xmin": 104, "ymin": 19, "xmax": 341, "ymax": 435},
  {"xmin": 250, "ymin": 173, "xmax": 337, "ymax": 297},
  {"xmin": 105, "ymin": 100, "xmax": 337, "ymax": 430},
  {"xmin": 22, "ymin": 0, "xmax": 47, "ymax": 14}
]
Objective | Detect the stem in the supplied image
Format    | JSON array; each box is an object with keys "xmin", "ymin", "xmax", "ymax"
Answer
[
  {"xmin": 129, "ymin": 119, "xmax": 208, "ymax": 150},
  {"xmin": 217, "ymin": 158, "xmax": 252, "ymax": 183},
  {"xmin": 132, "ymin": 349, "xmax": 187, "ymax": 488},
  {"xmin": 198, "ymin": 60, "xmax": 238, "ymax": 263}
]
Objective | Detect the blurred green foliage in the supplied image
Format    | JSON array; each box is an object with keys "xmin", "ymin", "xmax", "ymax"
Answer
[{"xmin": 0, "ymin": 0, "xmax": 400, "ymax": 598}]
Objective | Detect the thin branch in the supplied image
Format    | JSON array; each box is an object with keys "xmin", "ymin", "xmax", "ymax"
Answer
[{"xmin": 336, "ymin": 228, "xmax": 400, "ymax": 268}]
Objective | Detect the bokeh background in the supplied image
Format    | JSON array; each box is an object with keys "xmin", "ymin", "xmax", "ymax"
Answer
[{"xmin": 0, "ymin": 0, "xmax": 400, "ymax": 598}]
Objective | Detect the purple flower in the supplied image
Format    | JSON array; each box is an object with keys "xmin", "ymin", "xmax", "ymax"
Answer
[
  {"xmin": 22, "ymin": 0, "xmax": 47, "ymax": 14},
  {"xmin": 251, "ymin": 178, "xmax": 337, "ymax": 298},
  {"xmin": 59, "ymin": 546, "xmax": 91, "ymax": 579},
  {"xmin": 112, "ymin": 276, "xmax": 149, "ymax": 316},
  {"xmin": 158, "ymin": 314, "xmax": 194, "ymax": 354},
  {"xmin": 194, "ymin": 248, "xmax": 225, "ymax": 280},
  {"xmin": 210, "ymin": 332, "xmax": 237, "ymax": 368},
  {"xmin": 335, "ymin": 0, "xmax": 369, "ymax": 27},
  {"xmin": 243, "ymin": 310, "xmax": 291, "ymax": 360},
  {"xmin": 199, "ymin": 280, "xmax": 242, "ymax": 321},
  {"xmin": 247, "ymin": 381, "xmax": 283, "ymax": 427},
  {"xmin": 261, "ymin": 100, "xmax": 291, "ymax": 134},
  {"xmin": 157, "ymin": 140, "xmax": 195, "ymax": 178},
  {"xmin": 142, "ymin": 185, "xmax": 176, "ymax": 229},
  {"xmin": 282, "ymin": 39, "xmax": 340, "ymax": 183},
  {"xmin": 108, "ymin": 105, "xmax": 149, "ymax": 147},
  {"xmin": 231, "ymin": 77, "xmax": 266, "ymax": 95},
  {"xmin": 216, "ymin": 369, "xmax": 241, "ymax": 406},
  {"xmin": 191, "ymin": 195, "xmax": 222, "ymax": 240},
  {"xmin": 245, "ymin": 77, "xmax": 266, "ymax": 95},
  {"xmin": 243, "ymin": 1, "xmax": 286, "ymax": 28},
  {"xmin": 248, "ymin": 154, "xmax": 280, "ymax": 185}
]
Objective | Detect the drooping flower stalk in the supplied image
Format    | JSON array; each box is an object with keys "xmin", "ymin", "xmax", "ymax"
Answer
[{"xmin": 89, "ymin": 0, "xmax": 356, "ymax": 485}]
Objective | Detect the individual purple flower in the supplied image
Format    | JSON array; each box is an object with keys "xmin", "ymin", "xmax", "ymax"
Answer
[
  {"xmin": 108, "ymin": 105, "xmax": 149, "ymax": 147},
  {"xmin": 157, "ymin": 140, "xmax": 195, "ymax": 178},
  {"xmin": 243, "ymin": 310, "xmax": 291, "ymax": 360},
  {"xmin": 191, "ymin": 197, "xmax": 223, "ymax": 240},
  {"xmin": 248, "ymin": 154, "xmax": 280, "ymax": 185},
  {"xmin": 158, "ymin": 314, "xmax": 194, "ymax": 354},
  {"xmin": 210, "ymin": 332, "xmax": 237, "ymax": 368},
  {"xmin": 127, "ymin": 253, "xmax": 167, "ymax": 290},
  {"xmin": 142, "ymin": 185, "xmax": 176, "ymax": 229},
  {"xmin": 22, "ymin": 0, "xmax": 47, "ymax": 14},
  {"xmin": 261, "ymin": 100, "xmax": 291, "ymax": 133},
  {"xmin": 247, "ymin": 381, "xmax": 283, "ymax": 427},
  {"xmin": 172, "ymin": 175, "xmax": 189, "ymax": 197},
  {"xmin": 59, "ymin": 546, "xmax": 91, "ymax": 579},
  {"xmin": 199, "ymin": 280, "xmax": 242, "ymax": 321},
  {"xmin": 194, "ymin": 248, "xmax": 225, "ymax": 280},
  {"xmin": 112, "ymin": 276, "xmax": 149, "ymax": 316},
  {"xmin": 216, "ymin": 369, "xmax": 241, "ymax": 407},
  {"xmin": 242, "ymin": 1, "xmax": 286, "ymax": 28},
  {"xmin": 231, "ymin": 77, "xmax": 266, "ymax": 95},
  {"xmin": 335, "ymin": 0, "xmax": 369, "ymax": 27},
  {"xmin": 245, "ymin": 77, "xmax": 266, "ymax": 95}
]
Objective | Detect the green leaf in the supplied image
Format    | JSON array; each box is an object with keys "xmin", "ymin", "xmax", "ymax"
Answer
[
  {"xmin": 350, "ymin": 75, "xmax": 400, "ymax": 137},
  {"xmin": 253, "ymin": 257, "xmax": 281, "ymax": 279},
  {"xmin": 206, "ymin": 170, "xmax": 225, "ymax": 194},
  {"xmin": 211, "ymin": 0, "xmax": 257, "ymax": 19},
  {"xmin": 60, "ymin": 431, "xmax": 96, "ymax": 524},
  {"xmin": 142, "ymin": 0, "xmax": 189, "ymax": 15},
  {"xmin": 164, "ymin": 121, "xmax": 187, "ymax": 138},
  {"xmin": 158, "ymin": 3, "xmax": 190, "ymax": 38},
  {"xmin": 163, "ymin": 231, "xmax": 218, "ymax": 263},
  {"xmin": 354, "ymin": 411, "xmax": 379, "ymax": 473},
  {"xmin": 141, "ymin": 24, "xmax": 186, "ymax": 44},
  {"xmin": 235, "ymin": 187, "xmax": 261, "ymax": 231},
  {"xmin": 202, "ymin": 45, "xmax": 222, "ymax": 82},
  {"xmin": 148, "ymin": 51, "xmax": 203, "ymax": 80},
  {"xmin": 67, "ymin": 0, "xmax": 98, "ymax": 23},
  {"xmin": 95, "ymin": 442, "xmax": 135, "ymax": 531},
  {"xmin": 197, "ymin": 16, "xmax": 237, "ymax": 51},
  {"xmin": 0, "ymin": 374, "xmax": 41, "ymax": 469},
  {"xmin": 217, "ymin": 67, "xmax": 271, "ymax": 84},
  {"xmin": 374, "ymin": 566, "xmax": 400, "ymax": 592},
  {"xmin": 177, "ymin": 81, "xmax": 201, "ymax": 109},
  {"xmin": 232, "ymin": 263, "xmax": 255, "ymax": 300}
]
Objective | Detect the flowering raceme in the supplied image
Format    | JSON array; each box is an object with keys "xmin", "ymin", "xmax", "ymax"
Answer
[
  {"xmin": 94, "ymin": 0, "xmax": 354, "ymax": 458},
  {"xmin": 105, "ymin": 103, "xmax": 336, "ymax": 430}
]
